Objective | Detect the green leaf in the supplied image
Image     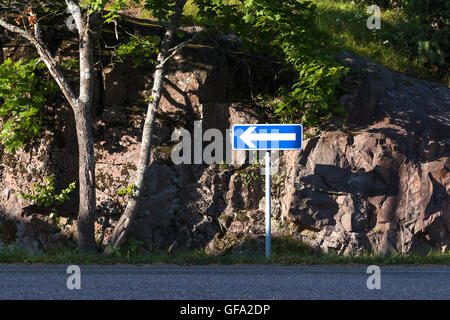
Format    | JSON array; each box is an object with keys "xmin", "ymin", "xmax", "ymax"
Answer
[{"xmin": 243, "ymin": 13, "xmax": 255, "ymax": 24}]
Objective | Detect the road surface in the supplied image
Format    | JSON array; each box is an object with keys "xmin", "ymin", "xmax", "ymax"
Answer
[{"xmin": 0, "ymin": 265, "xmax": 449, "ymax": 300}]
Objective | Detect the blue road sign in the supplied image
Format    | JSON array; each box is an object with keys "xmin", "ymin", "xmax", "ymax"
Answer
[{"xmin": 232, "ymin": 124, "xmax": 302, "ymax": 150}]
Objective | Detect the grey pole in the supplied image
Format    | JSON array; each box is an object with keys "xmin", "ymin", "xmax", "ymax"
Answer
[{"xmin": 265, "ymin": 150, "xmax": 271, "ymax": 259}]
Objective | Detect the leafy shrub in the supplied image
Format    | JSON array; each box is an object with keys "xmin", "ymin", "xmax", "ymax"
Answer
[
  {"xmin": 0, "ymin": 58, "xmax": 56, "ymax": 152},
  {"xmin": 60, "ymin": 58, "xmax": 80, "ymax": 71},
  {"xmin": 239, "ymin": 0, "xmax": 348, "ymax": 124},
  {"xmin": 275, "ymin": 59, "xmax": 347, "ymax": 124},
  {"xmin": 17, "ymin": 174, "xmax": 76, "ymax": 218},
  {"xmin": 116, "ymin": 35, "xmax": 160, "ymax": 68},
  {"xmin": 191, "ymin": 0, "xmax": 244, "ymax": 34},
  {"xmin": 117, "ymin": 183, "xmax": 136, "ymax": 199}
]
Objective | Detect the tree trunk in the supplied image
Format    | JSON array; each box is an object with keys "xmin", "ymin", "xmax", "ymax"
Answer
[
  {"xmin": 74, "ymin": 2, "xmax": 96, "ymax": 252},
  {"xmin": 108, "ymin": 0, "xmax": 188, "ymax": 250},
  {"xmin": 74, "ymin": 107, "xmax": 96, "ymax": 252}
]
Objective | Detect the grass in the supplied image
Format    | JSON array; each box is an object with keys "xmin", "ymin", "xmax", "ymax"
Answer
[
  {"xmin": 1, "ymin": 236, "xmax": 449, "ymax": 265},
  {"xmin": 311, "ymin": 0, "xmax": 447, "ymax": 84},
  {"xmin": 135, "ymin": 0, "xmax": 242, "ymax": 25}
]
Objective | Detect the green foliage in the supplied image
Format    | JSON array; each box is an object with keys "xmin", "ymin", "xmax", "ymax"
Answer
[
  {"xmin": 349, "ymin": 0, "xmax": 400, "ymax": 9},
  {"xmin": 82, "ymin": 0, "xmax": 109, "ymax": 13},
  {"xmin": 116, "ymin": 35, "xmax": 160, "ymax": 68},
  {"xmin": 311, "ymin": 0, "xmax": 445, "ymax": 85},
  {"xmin": 340, "ymin": 0, "xmax": 448, "ymax": 78},
  {"xmin": 104, "ymin": 0, "xmax": 137, "ymax": 22},
  {"xmin": 91, "ymin": 0, "xmax": 180, "ymax": 22},
  {"xmin": 0, "ymin": 58, "xmax": 55, "ymax": 153},
  {"xmin": 192, "ymin": 0, "xmax": 244, "ymax": 33},
  {"xmin": 141, "ymin": 0, "xmax": 179, "ymax": 21},
  {"xmin": 17, "ymin": 174, "xmax": 76, "ymax": 218},
  {"xmin": 60, "ymin": 58, "xmax": 80, "ymax": 71},
  {"xmin": 104, "ymin": 236, "xmax": 145, "ymax": 257},
  {"xmin": 117, "ymin": 184, "xmax": 136, "ymax": 197},
  {"xmin": 81, "ymin": 0, "xmax": 141, "ymax": 22},
  {"xmin": 239, "ymin": 0, "xmax": 348, "ymax": 125},
  {"xmin": 236, "ymin": 169, "xmax": 260, "ymax": 190},
  {"xmin": 276, "ymin": 58, "xmax": 347, "ymax": 124},
  {"xmin": 125, "ymin": 236, "xmax": 145, "ymax": 256},
  {"xmin": 192, "ymin": 0, "xmax": 348, "ymax": 125},
  {"xmin": 402, "ymin": 0, "xmax": 449, "ymax": 70}
]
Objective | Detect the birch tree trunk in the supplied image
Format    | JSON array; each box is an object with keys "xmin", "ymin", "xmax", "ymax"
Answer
[
  {"xmin": 74, "ymin": 106, "xmax": 96, "ymax": 252},
  {"xmin": 70, "ymin": 1, "xmax": 96, "ymax": 252},
  {"xmin": 108, "ymin": 0, "xmax": 188, "ymax": 250}
]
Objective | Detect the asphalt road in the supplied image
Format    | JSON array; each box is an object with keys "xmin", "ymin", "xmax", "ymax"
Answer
[{"xmin": 0, "ymin": 265, "xmax": 449, "ymax": 300}]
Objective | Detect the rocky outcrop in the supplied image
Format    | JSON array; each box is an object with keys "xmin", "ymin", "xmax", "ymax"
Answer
[
  {"xmin": 281, "ymin": 52, "xmax": 449, "ymax": 254},
  {"xmin": 130, "ymin": 51, "xmax": 449, "ymax": 255},
  {"xmin": 0, "ymin": 23, "xmax": 448, "ymax": 256},
  {"xmin": 133, "ymin": 51, "xmax": 449, "ymax": 255}
]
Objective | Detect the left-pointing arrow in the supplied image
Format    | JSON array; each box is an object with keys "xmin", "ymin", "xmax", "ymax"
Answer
[{"xmin": 240, "ymin": 126, "xmax": 296, "ymax": 148}]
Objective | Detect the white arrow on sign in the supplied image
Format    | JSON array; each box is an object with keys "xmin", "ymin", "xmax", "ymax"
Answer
[{"xmin": 239, "ymin": 126, "xmax": 296, "ymax": 148}]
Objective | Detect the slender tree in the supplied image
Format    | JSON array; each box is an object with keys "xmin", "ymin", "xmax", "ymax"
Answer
[
  {"xmin": 0, "ymin": 0, "xmax": 96, "ymax": 252},
  {"xmin": 108, "ymin": 0, "xmax": 188, "ymax": 249}
]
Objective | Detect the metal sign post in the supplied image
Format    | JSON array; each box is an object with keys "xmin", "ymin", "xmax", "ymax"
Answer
[
  {"xmin": 232, "ymin": 124, "xmax": 302, "ymax": 259},
  {"xmin": 265, "ymin": 150, "xmax": 271, "ymax": 259}
]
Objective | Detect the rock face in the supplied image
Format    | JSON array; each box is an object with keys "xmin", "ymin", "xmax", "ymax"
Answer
[
  {"xmin": 0, "ymin": 31, "xmax": 278, "ymax": 252},
  {"xmin": 0, "ymin": 26, "xmax": 448, "ymax": 256},
  {"xmin": 130, "ymin": 51, "xmax": 450, "ymax": 255},
  {"xmin": 282, "ymin": 52, "xmax": 449, "ymax": 254}
]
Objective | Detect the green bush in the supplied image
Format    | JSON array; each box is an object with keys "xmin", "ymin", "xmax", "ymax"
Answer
[
  {"xmin": 116, "ymin": 35, "xmax": 160, "ymax": 68},
  {"xmin": 0, "ymin": 58, "xmax": 56, "ymax": 153},
  {"xmin": 17, "ymin": 174, "xmax": 76, "ymax": 219},
  {"xmin": 243, "ymin": 0, "xmax": 347, "ymax": 125}
]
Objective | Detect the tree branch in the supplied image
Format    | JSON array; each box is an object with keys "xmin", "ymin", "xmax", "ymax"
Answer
[
  {"xmin": 161, "ymin": 31, "xmax": 200, "ymax": 66},
  {"xmin": 65, "ymin": 0, "xmax": 85, "ymax": 35}
]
